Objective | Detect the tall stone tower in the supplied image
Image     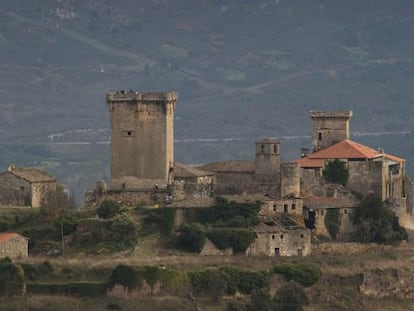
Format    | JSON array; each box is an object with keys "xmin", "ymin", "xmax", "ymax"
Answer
[
  {"xmin": 310, "ymin": 110, "xmax": 352, "ymax": 152},
  {"xmin": 254, "ymin": 138, "xmax": 281, "ymax": 183},
  {"xmin": 106, "ymin": 90, "xmax": 177, "ymax": 190}
]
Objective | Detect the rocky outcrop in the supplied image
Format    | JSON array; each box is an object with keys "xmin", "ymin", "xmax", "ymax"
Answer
[{"xmin": 360, "ymin": 269, "xmax": 414, "ymax": 299}]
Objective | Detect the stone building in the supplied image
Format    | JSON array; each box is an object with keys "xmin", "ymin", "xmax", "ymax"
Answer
[
  {"xmin": 0, "ymin": 233, "xmax": 29, "ymax": 259},
  {"xmin": 107, "ymin": 91, "xmax": 177, "ymax": 190},
  {"xmin": 310, "ymin": 110, "xmax": 352, "ymax": 152},
  {"xmin": 174, "ymin": 163, "xmax": 216, "ymax": 184},
  {"xmin": 0, "ymin": 164, "xmax": 57, "ymax": 208},
  {"xmin": 247, "ymin": 215, "xmax": 311, "ymax": 256}
]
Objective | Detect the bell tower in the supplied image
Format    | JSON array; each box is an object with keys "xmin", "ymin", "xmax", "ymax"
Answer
[{"xmin": 310, "ymin": 110, "xmax": 352, "ymax": 151}]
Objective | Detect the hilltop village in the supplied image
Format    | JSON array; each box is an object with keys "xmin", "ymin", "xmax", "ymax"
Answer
[
  {"xmin": 79, "ymin": 90, "xmax": 412, "ymax": 257},
  {"xmin": 0, "ymin": 90, "xmax": 412, "ymax": 259}
]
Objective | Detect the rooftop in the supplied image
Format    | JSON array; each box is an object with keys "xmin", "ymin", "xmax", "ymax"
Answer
[
  {"xmin": 0, "ymin": 233, "xmax": 28, "ymax": 244},
  {"xmin": 196, "ymin": 160, "xmax": 255, "ymax": 173},
  {"xmin": 174, "ymin": 163, "xmax": 215, "ymax": 178},
  {"xmin": 296, "ymin": 139, "xmax": 405, "ymax": 168},
  {"xmin": 7, "ymin": 165, "xmax": 56, "ymax": 183}
]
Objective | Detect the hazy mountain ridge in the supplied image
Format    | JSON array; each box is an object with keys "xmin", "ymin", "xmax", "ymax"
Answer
[{"xmin": 1, "ymin": 0, "xmax": 414, "ymax": 199}]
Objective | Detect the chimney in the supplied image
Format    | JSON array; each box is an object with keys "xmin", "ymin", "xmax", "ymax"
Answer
[
  {"xmin": 300, "ymin": 148, "xmax": 310, "ymax": 158},
  {"xmin": 8, "ymin": 164, "xmax": 16, "ymax": 172}
]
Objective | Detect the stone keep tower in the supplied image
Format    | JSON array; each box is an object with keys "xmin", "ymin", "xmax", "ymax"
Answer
[
  {"xmin": 254, "ymin": 138, "xmax": 281, "ymax": 183},
  {"xmin": 310, "ymin": 110, "xmax": 352, "ymax": 151},
  {"xmin": 106, "ymin": 91, "xmax": 177, "ymax": 190}
]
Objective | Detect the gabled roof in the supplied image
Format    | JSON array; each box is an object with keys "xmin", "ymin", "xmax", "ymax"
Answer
[
  {"xmin": 174, "ymin": 163, "xmax": 215, "ymax": 178},
  {"xmin": 296, "ymin": 139, "xmax": 405, "ymax": 168},
  {"xmin": 8, "ymin": 167, "xmax": 56, "ymax": 183},
  {"xmin": 196, "ymin": 160, "xmax": 255, "ymax": 173},
  {"xmin": 302, "ymin": 196, "xmax": 357, "ymax": 210},
  {"xmin": 0, "ymin": 233, "xmax": 28, "ymax": 244}
]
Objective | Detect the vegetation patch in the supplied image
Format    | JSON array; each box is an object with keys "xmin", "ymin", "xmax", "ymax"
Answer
[
  {"xmin": 272, "ymin": 263, "xmax": 321, "ymax": 287},
  {"xmin": 0, "ymin": 257, "xmax": 25, "ymax": 296},
  {"xmin": 193, "ymin": 197, "xmax": 260, "ymax": 228},
  {"xmin": 323, "ymin": 159, "xmax": 349, "ymax": 186},
  {"xmin": 324, "ymin": 208, "xmax": 342, "ymax": 240},
  {"xmin": 206, "ymin": 228, "xmax": 256, "ymax": 253},
  {"xmin": 353, "ymin": 194, "xmax": 407, "ymax": 244},
  {"xmin": 178, "ymin": 223, "xmax": 206, "ymax": 252}
]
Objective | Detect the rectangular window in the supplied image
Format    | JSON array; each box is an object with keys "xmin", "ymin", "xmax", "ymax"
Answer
[
  {"xmin": 283, "ymin": 204, "xmax": 288, "ymax": 213},
  {"xmin": 318, "ymin": 132, "xmax": 322, "ymax": 141},
  {"xmin": 292, "ymin": 204, "xmax": 296, "ymax": 210},
  {"xmin": 122, "ymin": 130, "xmax": 135, "ymax": 137},
  {"xmin": 273, "ymin": 204, "xmax": 277, "ymax": 212}
]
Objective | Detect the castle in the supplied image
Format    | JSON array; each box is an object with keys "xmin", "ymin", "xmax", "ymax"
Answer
[{"xmin": 86, "ymin": 90, "xmax": 413, "ymax": 255}]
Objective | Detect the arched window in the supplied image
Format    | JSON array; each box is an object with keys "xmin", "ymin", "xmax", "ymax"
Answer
[{"xmin": 261, "ymin": 144, "xmax": 265, "ymax": 153}]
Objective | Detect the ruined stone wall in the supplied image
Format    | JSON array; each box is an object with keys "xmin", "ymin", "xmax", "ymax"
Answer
[
  {"xmin": 31, "ymin": 181, "xmax": 57, "ymax": 208},
  {"xmin": 172, "ymin": 181, "xmax": 213, "ymax": 201},
  {"xmin": 314, "ymin": 208, "xmax": 354, "ymax": 241},
  {"xmin": 0, "ymin": 236, "xmax": 28, "ymax": 259},
  {"xmin": 0, "ymin": 173, "xmax": 31, "ymax": 206},
  {"xmin": 247, "ymin": 228, "xmax": 311, "ymax": 256},
  {"xmin": 213, "ymin": 172, "xmax": 257, "ymax": 194},
  {"xmin": 347, "ymin": 160, "xmax": 383, "ymax": 198},
  {"xmin": 300, "ymin": 167, "xmax": 323, "ymax": 194},
  {"xmin": 105, "ymin": 189, "xmax": 167, "ymax": 206},
  {"xmin": 280, "ymin": 162, "xmax": 300, "ymax": 197},
  {"xmin": 107, "ymin": 92, "xmax": 176, "ymax": 190},
  {"xmin": 260, "ymin": 199, "xmax": 303, "ymax": 216}
]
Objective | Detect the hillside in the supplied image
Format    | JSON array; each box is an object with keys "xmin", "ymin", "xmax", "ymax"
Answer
[{"xmin": 1, "ymin": 0, "xmax": 414, "ymax": 199}]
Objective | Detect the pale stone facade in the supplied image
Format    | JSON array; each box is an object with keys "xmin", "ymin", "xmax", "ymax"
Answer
[
  {"xmin": 107, "ymin": 91, "xmax": 177, "ymax": 190},
  {"xmin": 0, "ymin": 233, "xmax": 29, "ymax": 259},
  {"xmin": 310, "ymin": 110, "xmax": 352, "ymax": 151},
  {"xmin": 0, "ymin": 165, "xmax": 57, "ymax": 208},
  {"xmin": 247, "ymin": 217, "xmax": 311, "ymax": 257}
]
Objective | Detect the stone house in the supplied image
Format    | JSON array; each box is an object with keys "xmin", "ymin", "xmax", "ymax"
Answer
[
  {"xmin": 302, "ymin": 196, "xmax": 357, "ymax": 241},
  {"xmin": 0, "ymin": 164, "xmax": 57, "ymax": 208},
  {"xmin": 296, "ymin": 139, "xmax": 412, "ymax": 217},
  {"xmin": 174, "ymin": 163, "xmax": 216, "ymax": 184},
  {"xmin": 0, "ymin": 233, "xmax": 29, "ymax": 259},
  {"xmin": 247, "ymin": 215, "xmax": 311, "ymax": 256}
]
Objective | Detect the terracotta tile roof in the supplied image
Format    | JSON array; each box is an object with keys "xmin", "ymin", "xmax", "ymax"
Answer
[
  {"xmin": 9, "ymin": 167, "xmax": 56, "ymax": 183},
  {"xmin": 302, "ymin": 196, "xmax": 356, "ymax": 209},
  {"xmin": 174, "ymin": 163, "xmax": 215, "ymax": 178},
  {"xmin": 296, "ymin": 139, "xmax": 405, "ymax": 168},
  {"xmin": 196, "ymin": 160, "xmax": 255, "ymax": 173},
  {"xmin": 0, "ymin": 233, "xmax": 28, "ymax": 244}
]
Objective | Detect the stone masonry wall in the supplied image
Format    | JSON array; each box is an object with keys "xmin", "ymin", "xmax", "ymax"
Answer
[
  {"xmin": 0, "ymin": 236, "xmax": 28, "ymax": 259},
  {"xmin": 0, "ymin": 173, "xmax": 31, "ymax": 206}
]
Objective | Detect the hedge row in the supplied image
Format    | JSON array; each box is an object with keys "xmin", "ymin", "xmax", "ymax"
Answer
[{"xmin": 26, "ymin": 282, "xmax": 107, "ymax": 297}]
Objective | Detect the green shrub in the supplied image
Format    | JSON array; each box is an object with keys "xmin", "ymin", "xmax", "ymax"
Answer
[
  {"xmin": 323, "ymin": 159, "xmax": 349, "ymax": 186},
  {"xmin": 189, "ymin": 267, "xmax": 269, "ymax": 295},
  {"xmin": 353, "ymin": 194, "xmax": 408, "ymax": 244},
  {"xmin": 21, "ymin": 261, "xmax": 54, "ymax": 281},
  {"xmin": 272, "ymin": 263, "xmax": 321, "ymax": 287},
  {"xmin": 26, "ymin": 282, "xmax": 106, "ymax": 297},
  {"xmin": 273, "ymin": 280, "xmax": 309, "ymax": 311},
  {"xmin": 178, "ymin": 223, "xmax": 206, "ymax": 252},
  {"xmin": 206, "ymin": 228, "xmax": 256, "ymax": 253},
  {"xmin": 96, "ymin": 201, "xmax": 120, "ymax": 219},
  {"xmin": 0, "ymin": 258, "xmax": 25, "ymax": 296},
  {"xmin": 55, "ymin": 213, "xmax": 78, "ymax": 235},
  {"xmin": 110, "ymin": 214, "xmax": 139, "ymax": 249},
  {"xmin": 108, "ymin": 265, "xmax": 185, "ymax": 291},
  {"xmin": 108, "ymin": 265, "xmax": 141, "ymax": 290},
  {"xmin": 139, "ymin": 207, "xmax": 175, "ymax": 235},
  {"xmin": 324, "ymin": 208, "xmax": 342, "ymax": 240},
  {"xmin": 194, "ymin": 197, "xmax": 260, "ymax": 227}
]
